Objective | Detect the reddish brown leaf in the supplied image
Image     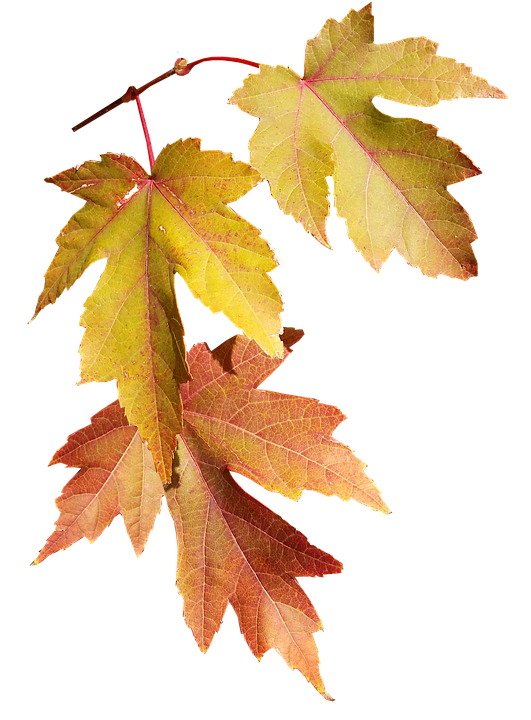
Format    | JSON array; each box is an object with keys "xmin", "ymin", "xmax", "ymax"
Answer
[
  {"xmin": 181, "ymin": 328, "xmax": 389, "ymax": 511},
  {"xmin": 33, "ymin": 402, "xmax": 163, "ymax": 564},
  {"xmin": 166, "ymin": 431, "xmax": 340, "ymax": 699},
  {"xmin": 164, "ymin": 328, "xmax": 389, "ymax": 695}
]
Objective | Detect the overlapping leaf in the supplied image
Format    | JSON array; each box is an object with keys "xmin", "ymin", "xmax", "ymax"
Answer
[
  {"xmin": 230, "ymin": 3, "xmax": 506, "ymax": 279},
  {"xmin": 33, "ymin": 139, "xmax": 283, "ymax": 483},
  {"xmin": 181, "ymin": 327, "xmax": 389, "ymax": 510},
  {"xmin": 35, "ymin": 330, "xmax": 388, "ymax": 696},
  {"xmin": 33, "ymin": 401, "xmax": 163, "ymax": 564},
  {"xmin": 168, "ymin": 328, "xmax": 387, "ymax": 696}
]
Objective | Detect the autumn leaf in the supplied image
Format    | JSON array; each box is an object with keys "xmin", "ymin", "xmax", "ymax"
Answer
[
  {"xmin": 181, "ymin": 327, "xmax": 389, "ymax": 510},
  {"xmin": 167, "ymin": 328, "xmax": 387, "ymax": 696},
  {"xmin": 230, "ymin": 3, "xmax": 506, "ymax": 279},
  {"xmin": 35, "ymin": 329, "xmax": 388, "ymax": 696},
  {"xmin": 33, "ymin": 139, "xmax": 283, "ymax": 484},
  {"xmin": 33, "ymin": 401, "xmax": 163, "ymax": 564}
]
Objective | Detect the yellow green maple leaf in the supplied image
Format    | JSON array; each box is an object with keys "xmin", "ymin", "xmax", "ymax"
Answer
[
  {"xmin": 34, "ymin": 138, "xmax": 283, "ymax": 484},
  {"xmin": 230, "ymin": 3, "xmax": 506, "ymax": 279}
]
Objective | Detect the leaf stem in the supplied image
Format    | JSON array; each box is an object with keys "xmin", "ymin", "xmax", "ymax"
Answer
[
  {"xmin": 135, "ymin": 95, "xmax": 155, "ymax": 171},
  {"xmin": 71, "ymin": 56, "xmax": 260, "ymax": 132},
  {"xmin": 175, "ymin": 56, "xmax": 260, "ymax": 76}
]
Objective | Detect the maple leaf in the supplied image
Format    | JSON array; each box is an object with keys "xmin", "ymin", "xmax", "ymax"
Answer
[
  {"xmin": 230, "ymin": 3, "xmax": 506, "ymax": 279},
  {"xmin": 32, "ymin": 401, "xmax": 163, "ymax": 564},
  {"xmin": 34, "ymin": 330, "xmax": 388, "ymax": 696},
  {"xmin": 33, "ymin": 139, "xmax": 283, "ymax": 484},
  {"xmin": 167, "ymin": 328, "xmax": 387, "ymax": 697},
  {"xmin": 181, "ymin": 327, "xmax": 389, "ymax": 510}
]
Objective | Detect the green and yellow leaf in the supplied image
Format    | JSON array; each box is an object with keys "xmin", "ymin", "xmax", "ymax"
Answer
[
  {"xmin": 230, "ymin": 3, "xmax": 506, "ymax": 279},
  {"xmin": 34, "ymin": 139, "xmax": 283, "ymax": 483}
]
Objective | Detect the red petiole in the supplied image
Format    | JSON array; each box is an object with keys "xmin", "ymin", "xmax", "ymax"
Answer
[{"xmin": 135, "ymin": 93, "xmax": 155, "ymax": 172}]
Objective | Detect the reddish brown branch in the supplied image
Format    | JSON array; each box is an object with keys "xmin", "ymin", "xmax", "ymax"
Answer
[
  {"xmin": 71, "ymin": 95, "xmax": 126, "ymax": 132},
  {"xmin": 71, "ymin": 56, "xmax": 260, "ymax": 132}
]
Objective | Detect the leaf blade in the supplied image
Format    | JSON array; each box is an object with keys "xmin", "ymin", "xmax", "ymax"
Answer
[
  {"xmin": 152, "ymin": 139, "xmax": 284, "ymax": 357},
  {"xmin": 230, "ymin": 4, "xmax": 505, "ymax": 278},
  {"xmin": 35, "ymin": 140, "xmax": 283, "ymax": 482},
  {"xmin": 167, "ymin": 430, "xmax": 340, "ymax": 699},
  {"xmin": 182, "ymin": 332, "xmax": 389, "ymax": 511},
  {"xmin": 37, "ymin": 332, "xmax": 388, "ymax": 696},
  {"xmin": 33, "ymin": 402, "xmax": 163, "ymax": 563}
]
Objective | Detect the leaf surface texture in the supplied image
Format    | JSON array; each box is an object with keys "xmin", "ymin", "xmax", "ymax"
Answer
[{"xmin": 230, "ymin": 3, "xmax": 505, "ymax": 278}]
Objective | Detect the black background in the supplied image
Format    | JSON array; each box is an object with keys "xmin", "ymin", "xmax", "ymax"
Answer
[{"xmin": 19, "ymin": 0, "xmax": 512, "ymax": 717}]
